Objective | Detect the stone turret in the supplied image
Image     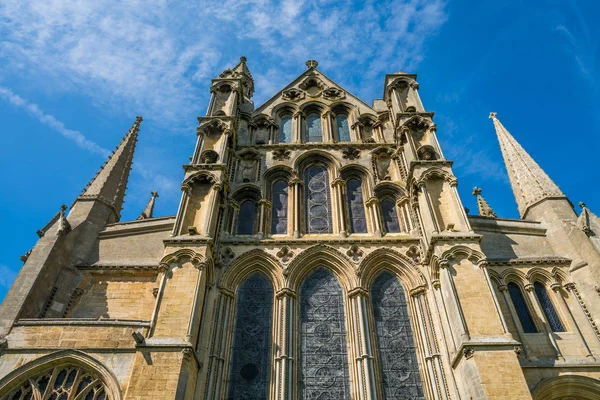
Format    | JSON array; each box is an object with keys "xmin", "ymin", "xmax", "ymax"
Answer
[{"xmin": 472, "ymin": 187, "xmax": 497, "ymax": 217}]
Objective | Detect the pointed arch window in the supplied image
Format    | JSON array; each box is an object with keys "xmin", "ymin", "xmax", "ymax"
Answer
[
  {"xmin": 305, "ymin": 165, "xmax": 332, "ymax": 234},
  {"xmin": 271, "ymin": 180, "xmax": 288, "ymax": 234},
  {"xmin": 381, "ymin": 198, "xmax": 400, "ymax": 233},
  {"xmin": 507, "ymin": 282, "xmax": 537, "ymax": 333},
  {"xmin": 280, "ymin": 115, "xmax": 292, "ymax": 143},
  {"xmin": 228, "ymin": 274, "xmax": 273, "ymax": 399},
  {"xmin": 371, "ymin": 272, "xmax": 424, "ymax": 399},
  {"xmin": 336, "ymin": 114, "xmax": 350, "ymax": 142},
  {"xmin": 238, "ymin": 200, "xmax": 257, "ymax": 235},
  {"xmin": 534, "ymin": 282, "xmax": 565, "ymax": 332},
  {"xmin": 346, "ymin": 178, "xmax": 367, "ymax": 233},
  {"xmin": 299, "ymin": 268, "xmax": 350, "ymax": 399},
  {"xmin": 307, "ymin": 113, "xmax": 323, "ymax": 142}
]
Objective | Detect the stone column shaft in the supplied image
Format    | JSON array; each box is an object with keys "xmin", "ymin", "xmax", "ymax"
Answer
[
  {"xmin": 274, "ymin": 289, "xmax": 295, "ymax": 400},
  {"xmin": 349, "ymin": 290, "xmax": 376, "ymax": 400},
  {"xmin": 205, "ymin": 291, "xmax": 233, "ymax": 399},
  {"xmin": 411, "ymin": 290, "xmax": 441, "ymax": 400},
  {"xmin": 553, "ymin": 283, "xmax": 595, "ymax": 359}
]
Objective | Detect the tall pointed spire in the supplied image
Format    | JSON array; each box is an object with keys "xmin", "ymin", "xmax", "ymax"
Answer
[
  {"xmin": 137, "ymin": 191, "xmax": 159, "ymax": 220},
  {"xmin": 489, "ymin": 112, "xmax": 566, "ymax": 217},
  {"xmin": 76, "ymin": 116, "xmax": 142, "ymax": 222},
  {"xmin": 472, "ymin": 187, "xmax": 497, "ymax": 217}
]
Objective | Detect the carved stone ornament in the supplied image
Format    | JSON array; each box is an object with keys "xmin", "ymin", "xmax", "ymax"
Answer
[
  {"xmin": 372, "ymin": 148, "xmax": 393, "ymax": 181},
  {"xmin": 221, "ymin": 247, "xmax": 236, "ymax": 267},
  {"xmin": 276, "ymin": 246, "xmax": 294, "ymax": 264},
  {"xmin": 463, "ymin": 347, "xmax": 475, "ymax": 359},
  {"xmin": 200, "ymin": 150, "xmax": 219, "ymax": 164},
  {"xmin": 406, "ymin": 245, "xmax": 421, "ymax": 264},
  {"xmin": 236, "ymin": 152, "xmax": 260, "ymax": 182},
  {"xmin": 282, "ymin": 88, "xmax": 305, "ymax": 101},
  {"xmin": 322, "ymin": 87, "xmax": 345, "ymax": 100},
  {"xmin": 346, "ymin": 245, "xmax": 364, "ymax": 263},
  {"xmin": 20, "ymin": 249, "xmax": 32, "ymax": 263},
  {"xmin": 272, "ymin": 148, "xmax": 292, "ymax": 161},
  {"xmin": 342, "ymin": 146, "xmax": 360, "ymax": 161},
  {"xmin": 56, "ymin": 204, "xmax": 71, "ymax": 236}
]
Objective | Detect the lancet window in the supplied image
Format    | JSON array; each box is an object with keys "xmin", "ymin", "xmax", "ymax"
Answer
[
  {"xmin": 227, "ymin": 274, "xmax": 273, "ymax": 400},
  {"xmin": 381, "ymin": 198, "xmax": 401, "ymax": 233},
  {"xmin": 271, "ymin": 180, "xmax": 289, "ymax": 234},
  {"xmin": 238, "ymin": 200, "xmax": 257, "ymax": 235},
  {"xmin": 533, "ymin": 282, "xmax": 565, "ymax": 332},
  {"xmin": 336, "ymin": 114, "xmax": 351, "ymax": 142},
  {"xmin": 305, "ymin": 164, "xmax": 332, "ymax": 234},
  {"xmin": 507, "ymin": 282, "xmax": 537, "ymax": 333},
  {"xmin": 280, "ymin": 115, "xmax": 292, "ymax": 143},
  {"xmin": 371, "ymin": 272, "xmax": 424, "ymax": 399},
  {"xmin": 299, "ymin": 268, "xmax": 351, "ymax": 399},
  {"xmin": 307, "ymin": 113, "xmax": 323, "ymax": 142},
  {"xmin": 346, "ymin": 178, "xmax": 367, "ymax": 233}
]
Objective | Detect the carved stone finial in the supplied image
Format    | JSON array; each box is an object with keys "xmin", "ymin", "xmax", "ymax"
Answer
[
  {"xmin": 137, "ymin": 191, "xmax": 159, "ymax": 220},
  {"xmin": 56, "ymin": 204, "xmax": 71, "ymax": 235},
  {"xmin": 489, "ymin": 112, "xmax": 497, "ymax": 120},
  {"xmin": 472, "ymin": 186, "xmax": 497, "ymax": 218},
  {"xmin": 472, "ymin": 187, "xmax": 482, "ymax": 196},
  {"xmin": 579, "ymin": 202, "xmax": 587, "ymax": 209},
  {"xmin": 240, "ymin": 56, "xmax": 247, "ymax": 63},
  {"xmin": 306, "ymin": 60, "xmax": 318, "ymax": 69}
]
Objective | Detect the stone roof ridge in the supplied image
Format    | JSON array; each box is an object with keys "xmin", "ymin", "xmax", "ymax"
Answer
[
  {"xmin": 137, "ymin": 191, "xmax": 159, "ymax": 220},
  {"xmin": 75, "ymin": 116, "xmax": 142, "ymax": 221},
  {"xmin": 489, "ymin": 112, "xmax": 566, "ymax": 217},
  {"xmin": 472, "ymin": 187, "xmax": 497, "ymax": 218}
]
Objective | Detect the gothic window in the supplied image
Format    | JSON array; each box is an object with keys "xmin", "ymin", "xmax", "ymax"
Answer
[
  {"xmin": 336, "ymin": 114, "xmax": 350, "ymax": 142},
  {"xmin": 299, "ymin": 268, "xmax": 350, "ymax": 399},
  {"xmin": 371, "ymin": 272, "xmax": 424, "ymax": 399},
  {"xmin": 228, "ymin": 274, "xmax": 273, "ymax": 400},
  {"xmin": 362, "ymin": 122, "xmax": 374, "ymax": 142},
  {"xmin": 305, "ymin": 165, "xmax": 332, "ymax": 234},
  {"xmin": 534, "ymin": 282, "xmax": 565, "ymax": 332},
  {"xmin": 280, "ymin": 115, "xmax": 292, "ymax": 143},
  {"xmin": 307, "ymin": 113, "xmax": 323, "ymax": 142},
  {"xmin": 346, "ymin": 178, "xmax": 367, "ymax": 233},
  {"xmin": 238, "ymin": 200, "xmax": 256, "ymax": 235},
  {"xmin": 507, "ymin": 282, "xmax": 537, "ymax": 333},
  {"xmin": 381, "ymin": 198, "xmax": 400, "ymax": 233},
  {"xmin": 271, "ymin": 180, "xmax": 288, "ymax": 234},
  {"xmin": 2, "ymin": 365, "xmax": 109, "ymax": 400}
]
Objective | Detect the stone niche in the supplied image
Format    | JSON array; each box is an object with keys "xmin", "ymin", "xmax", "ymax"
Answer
[
  {"xmin": 211, "ymin": 83, "xmax": 235, "ymax": 116},
  {"xmin": 236, "ymin": 151, "xmax": 261, "ymax": 183}
]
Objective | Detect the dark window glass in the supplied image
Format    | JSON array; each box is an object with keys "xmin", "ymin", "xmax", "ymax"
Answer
[
  {"xmin": 347, "ymin": 178, "xmax": 367, "ymax": 233},
  {"xmin": 508, "ymin": 283, "xmax": 537, "ymax": 333},
  {"xmin": 534, "ymin": 282, "xmax": 565, "ymax": 332},
  {"xmin": 305, "ymin": 165, "xmax": 332, "ymax": 234},
  {"xmin": 271, "ymin": 180, "xmax": 288, "ymax": 234},
  {"xmin": 238, "ymin": 200, "xmax": 256, "ymax": 235},
  {"xmin": 307, "ymin": 113, "xmax": 323, "ymax": 142},
  {"xmin": 336, "ymin": 115, "xmax": 350, "ymax": 142},
  {"xmin": 299, "ymin": 268, "xmax": 350, "ymax": 399},
  {"xmin": 372, "ymin": 272, "xmax": 424, "ymax": 399},
  {"xmin": 228, "ymin": 274, "xmax": 273, "ymax": 400},
  {"xmin": 280, "ymin": 115, "xmax": 292, "ymax": 143},
  {"xmin": 381, "ymin": 199, "xmax": 400, "ymax": 233}
]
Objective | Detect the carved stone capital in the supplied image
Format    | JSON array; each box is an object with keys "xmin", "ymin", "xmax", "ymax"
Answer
[
  {"xmin": 524, "ymin": 283, "xmax": 534, "ymax": 292},
  {"xmin": 498, "ymin": 284, "xmax": 508, "ymax": 292},
  {"xmin": 158, "ymin": 262, "xmax": 170, "ymax": 273}
]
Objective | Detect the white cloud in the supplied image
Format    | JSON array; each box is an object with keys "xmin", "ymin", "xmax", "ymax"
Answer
[
  {"xmin": 0, "ymin": 0, "xmax": 447, "ymax": 124},
  {"xmin": 0, "ymin": 265, "xmax": 17, "ymax": 289},
  {"xmin": 0, "ymin": 86, "xmax": 110, "ymax": 157}
]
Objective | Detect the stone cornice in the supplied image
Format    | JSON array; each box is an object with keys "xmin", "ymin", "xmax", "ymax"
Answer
[
  {"xmin": 236, "ymin": 142, "xmax": 388, "ymax": 151},
  {"xmin": 100, "ymin": 218, "xmax": 175, "ymax": 238},
  {"xmin": 15, "ymin": 318, "xmax": 151, "ymax": 327},
  {"xmin": 484, "ymin": 256, "xmax": 571, "ymax": 267},
  {"xmin": 220, "ymin": 236, "xmax": 420, "ymax": 246},
  {"xmin": 468, "ymin": 215, "xmax": 546, "ymax": 236},
  {"xmin": 77, "ymin": 263, "xmax": 160, "ymax": 271}
]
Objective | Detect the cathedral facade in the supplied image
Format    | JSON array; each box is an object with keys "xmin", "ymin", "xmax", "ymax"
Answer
[{"xmin": 0, "ymin": 58, "xmax": 600, "ymax": 399}]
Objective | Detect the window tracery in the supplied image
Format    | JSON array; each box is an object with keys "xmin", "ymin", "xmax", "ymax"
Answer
[
  {"xmin": 2, "ymin": 365, "xmax": 109, "ymax": 400},
  {"xmin": 271, "ymin": 180, "xmax": 288, "ymax": 234},
  {"xmin": 305, "ymin": 165, "xmax": 332, "ymax": 234},
  {"xmin": 534, "ymin": 281, "xmax": 565, "ymax": 332},
  {"xmin": 507, "ymin": 282, "xmax": 537, "ymax": 333},
  {"xmin": 227, "ymin": 274, "xmax": 273, "ymax": 400},
  {"xmin": 346, "ymin": 178, "xmax": 367, "ymax": 233},
  {"xmin": 371, "ymin": 272, "xmax": 424, "ymax": 399},
  {"xmin": 299, "ymin": 268, "xmax": 350, "ymax": 399},
  {"xmin": 238, "ymin": 200, "xmax": 257, "ymax": 235}
]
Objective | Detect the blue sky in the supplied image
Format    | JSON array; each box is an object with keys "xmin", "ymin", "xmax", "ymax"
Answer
[{"xmin": 0, "ymin": 0, "xmax": 598, "ymax": 300}]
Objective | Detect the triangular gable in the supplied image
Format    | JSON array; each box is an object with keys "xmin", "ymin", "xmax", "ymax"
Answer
[{"xmin": 254, "ymin": 66, "xmax": 378, "ymax": 116}]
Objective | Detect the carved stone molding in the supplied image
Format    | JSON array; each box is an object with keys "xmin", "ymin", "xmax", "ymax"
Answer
[
  {"xmin": 276, "ymin": 246, "xmax": 294, "ymax": 264},
  {"xmin": 282, "ymin": 88, "xmax": 305, "ymax": 101},
  {"xmin": 272, "ymin": 148, "xmax": 291, "ymax": 161},
  {"xmin": 346, "ymin": 245, "xmax": 364, "ymax": 263},
  {"xmin": 220, "ymin": 247, "xmax": 236, "ymax": 267},
  {"xmin": 342, "ymin": 146, "xmax": 361, "ymax": 161}
]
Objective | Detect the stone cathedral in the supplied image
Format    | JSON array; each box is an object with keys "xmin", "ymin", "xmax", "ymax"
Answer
[{"xmin": 1, "ymin": 58, "xmax": 600, "ymax": 400}]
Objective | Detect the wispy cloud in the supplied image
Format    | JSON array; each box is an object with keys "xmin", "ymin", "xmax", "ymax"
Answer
[
  {"xmin": 0, "ymin": 0, "xmax": 447, "ymax": 125},
  {"xmin": 0, "ymin": 86, "xmax": 110, "ymax": 156},
  {"xmin": 0, "ymin": 265, "xmax": 17, "ymax": 289}
]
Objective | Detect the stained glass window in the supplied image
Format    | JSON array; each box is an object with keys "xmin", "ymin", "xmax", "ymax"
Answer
[
  {"xmin": 381, "ymin": 198, "xmax": 400, "ymax": 233},
  {"xmin": 347, "ymin": 178, "xmax": 367, "ymax": 233},
  {"xmin": 228, "ymin": 274, "xmax": 273, "ymax": 400},
  {"xmin": 299, "ymin": 268, "xmax": 350, "ymax": 399},
  {"xmin": 280, "ymin": 115, "xmax": 292, "ymax": 143},
  {"xmin": 507, "ymin": 283, "xmax": 537, "ymax": 333},
  {"xmin": 336, "ymin": 115, "xmax": 350, "ymax": 142},
  {"xmin": 238, "ymin": 200, "xmax": 256, "ymax": 235},
  {"xmin": 307, "ymin": 113, "xmax": 323, "ymax": 142},
  {"xmin": 534, "ymin": 282, "xmax": 565, "ymax": 332},
  {"xmin": 305, "ymin": 165, "xmax": 332, "ymax": 234},
  {"xmin": 271, "ymin": 180, "xmax": 288, "ymax": 234},
  {"xmin": 371, "ymin": 272, "xmax": 424, "ymax": 399},
  {"xmin": 2, "ymin": 365, "xmax": 108, "ymax": 400}
]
